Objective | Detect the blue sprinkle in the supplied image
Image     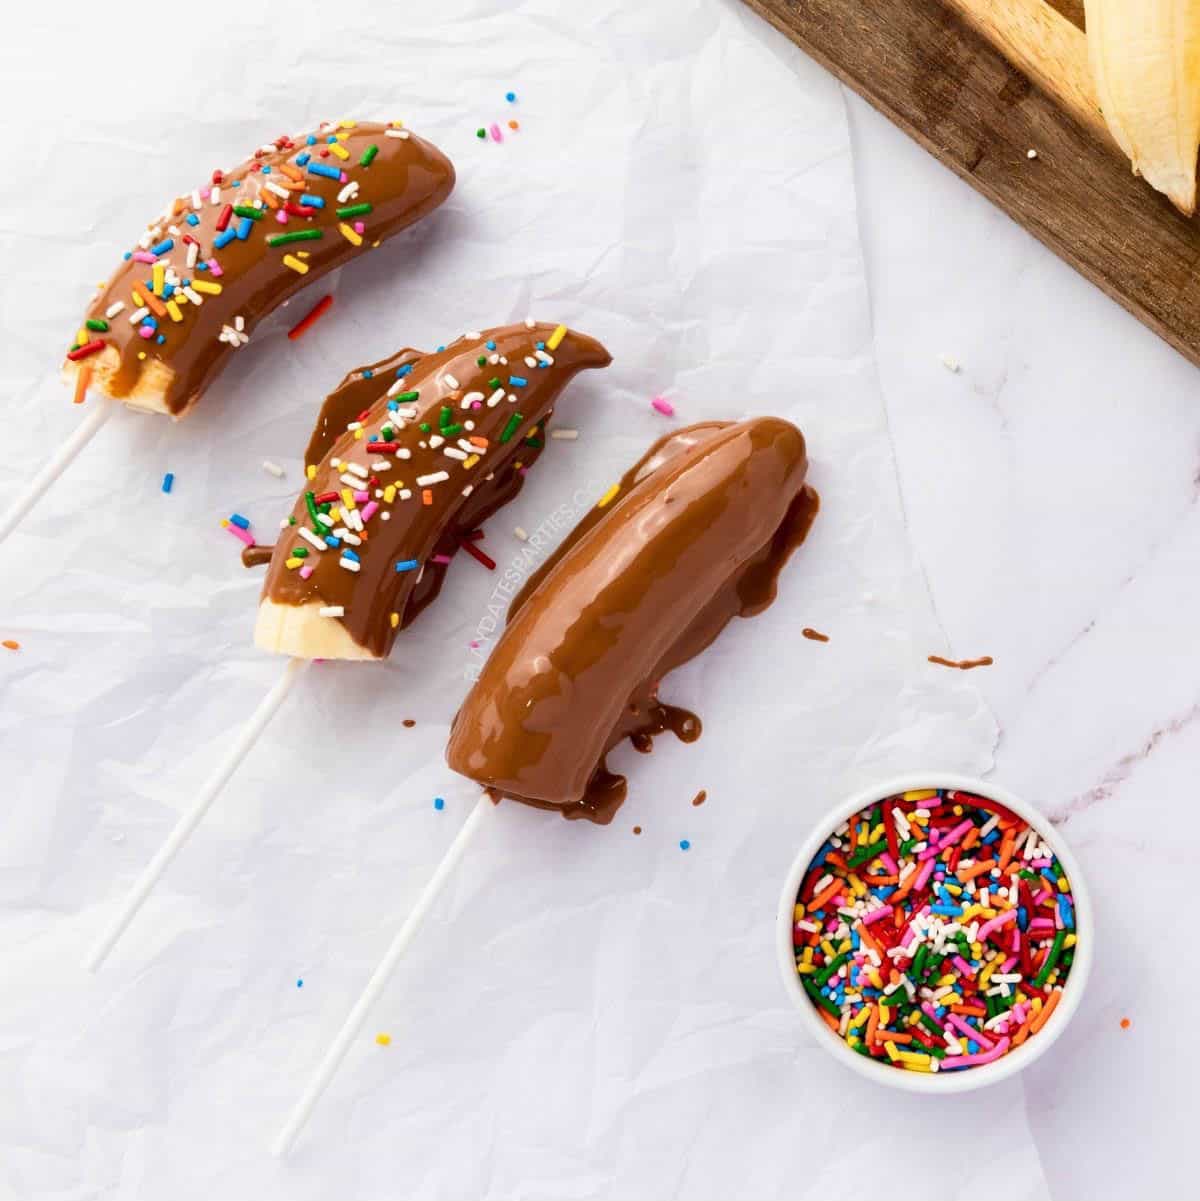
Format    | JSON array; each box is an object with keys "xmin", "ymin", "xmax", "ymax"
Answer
[
  {"xmin": 262, "ymin": 165, "xmax": 272, "ymax": 174},
  {"xmin": 186, "ymin": 213, "xmax": 200, "ymax": 226},
  {"xmin": 300, "ymin": 194, "xmax": 325, "ymax": 209},
  {"xmin": 509, "ymin": 375, "xmax": 528, "ymax": 387},
  {"xmin": 536, "ymin": 341, "xmax": 545, "ymax": 350},
  {"xmin": 297, "ymin": 151, "xmax": 311, "ymax": 166},
  {"xmin": 230, "ymin": 179, "xmax": 241, "ymax": 188},
  {"xmin": 306, "ymin": 135, "xmax": 317, "ymax": 146},
  {"xmin": 395, "ymin": 559, "xmax": 419, "ymax": 572},
  {"xmin": 236, "ymin": 215, "xmax": 254, "ymax": 240},
  {"xmin": 679, "ymin": 839, "xmax": 690, "ymax": 851},
  {"xmin": 341, "ymin": 548, "xmax": 360, "ymax": 563},
  {"xmin": 123, "ymin": 251, "xmax": 132, "ymax": 261},
  {"xmin": 296, "ymin": 979, "xmax": 303, "ymax": 988},
  {"xmin": 387, "ymin": 401, "xmax": 398, "ymax": 412},
  {"xmin": 435, "ymin": 344, "xmax": 446, "ymax": 352},
  {"xmin": 396, "ymin": 363, "xmax": 414, "ymax": 377},
  {"xmin": 363, "ymin": 369, "xmax": 374, "ymax": 379},
  {"xmin": 161, "ymin": 283, "xmax": 175, "ymax": 299},
  {"xmin": 197, "ymin": 261, "xmax": 209, "ymax": 271},
  {"xmin": 161, "ymin": 472, "xmax": 174, "ymax": 494},
  {"xmin": 485, "ymin": 339, "xmax": 496, "ymax": 350},
  {"xmin": 324, "ymin": 535, "xmax": 341, "ymax": 549},
  {"xmin": 434, "ymin": 797, "xmax": 445, "ymax": 811},
  {"xmin": 506, "ymin": 91, "xmax": 516, "ymax": 102},
  {"xmin": 229, "ymin": 513, "xmax": 250, "ymax": 530},
  {"xmin": 142, "ymin": 316, "xmax": 158, "ymax": 331},
  {"xmin": 214, "ymin": 228, "xmax": 237, "ymax": 250},
  {"xmin": 150, "ymin": 237, "xmax": 174, "ymax": 256},
  {"xmin": 327, "ymin": 134, "xmax": 338, "ymax": 144},
  {"xmin": 368, "ymin": 435, "xmax": 378, "ymax": 443},
  {"xmin": 156, "ymin": 335, "xmax": 166, "ymax": 345},
  {"xmin": 967, "ymin": 1041, "xmax": 980, "ymax": 1054},
  {"xmin": 308, "ymin": 161, "xmax": 341, "ymax": 181}
]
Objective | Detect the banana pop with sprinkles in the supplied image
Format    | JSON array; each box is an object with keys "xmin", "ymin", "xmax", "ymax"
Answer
[{"xmin": 793, "ymin": 788, "xmax": 1079, "ymax": 1073}]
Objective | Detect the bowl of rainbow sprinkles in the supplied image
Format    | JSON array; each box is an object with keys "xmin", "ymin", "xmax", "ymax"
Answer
[{"xmin": 777, "ymin": 773, "xmax": 1092, "ymax": 1091}]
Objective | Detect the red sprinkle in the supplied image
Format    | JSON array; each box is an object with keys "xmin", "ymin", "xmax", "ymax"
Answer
[
  {"xmin": 287, "ymin": 294, "xmax": 334, "ymax": 341},
  {"xmin": 315, "ymin": 491, "xmax": 340, "ymax": 504},
  {"xmin": 67, "ymin": 340, "xmax": 106, "ymax": 362},
  {"xmin": 215, "ymin": 203, "xmax": 234, "ymax": 232},
  {"xmin": 212, "ymin": 169, "xmax": 223, "ymax": 185},
  {"xmin": 369, "ymin": 442, "xmax": 398, "ymax": 452},
  {"xmin": 460, "ymin": 539, "xmax": 497, "ymax": 570}
]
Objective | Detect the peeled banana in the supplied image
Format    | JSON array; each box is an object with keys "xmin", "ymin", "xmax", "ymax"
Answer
[{"xmin": 1085, "ymin": 0, "xmax": 1200, "ymax": 214}]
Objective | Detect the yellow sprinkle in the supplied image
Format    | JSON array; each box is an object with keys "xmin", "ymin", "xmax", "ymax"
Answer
[
  {"xmin": 547, "ymin": 323, "xmax": 567, "ymax": 351},
  {"xmin": 166, "ymin": 300, "xmax": 183, "ymax": 323},
  {"xmin": 883, "ymin": 1040, "xmax": 901, "ymax": 1062},
  {"xmin": 897, "ymin": 1050, "xmax": 931, "ymax": 1066},
  {"xmin": 339, "ymin": 118, "xmax": 356, "ymax": 129},
  {"xmin": 463, "ymin": 454, "xmax": 480, "ymax": 469},
  {"xmin": 1059, "ymin": 876, "xmax": 1071, "ymax": 893},
  {"xmin": 390, "ymin": 613, "xmax": 400, "ymax": 629},
  {"xmin": 1064, "ymin": 933, "xmax": 1077, "ymax": 949},
  {"xmin": 979, "ymin": 959, "xmax": 999, "ymax": 988},
  {"xmin": 339, "ymin": 222, "xmax": 363, "ymax": 247},
  {"xmin": 131, "ymin": 289, "xmax": 145, "ymax": 306},
  {"xmin": 597, "ymin": 483, "xmax": 620, "ymax": 508},
  {"xmin": 285, "ymin": 557, "xmax": 303, "ymax": 570},
  {"xmin": 76, "ymin": 326, "xmax": 88, "ymax": 348},
  {"xmin": 796, "ymin": 964, "xmax": 816, "ymax": 975},
  {"xmin": 341, "ymin": 489, "xmax": 356, "ymax": 509},
  {"xmin": 283, "ymin": 254, "xmax": 310, "ymax": 274},
  {"xmin": 306, "ymin": 464, "xmax": 317, "ymax": 480},
  {"xmin": 192, "ymin": 280, "xmax": 223, "ymax": 295},
  {"xmin": 902, "ymin": 789, "xmax": 938, "ymax": 801},
  {"xmin": 383, "ymin": 484, "xmax": 396, "ymax": 503},
  {"xmin": 879, "ymin": 1002, "xmax": 890, "ymax": 1024},
  {"xmin": 800, "ymin": 945, "xmax": 814, "ymax": 965},
  {"xmin": 137, "ymin": 351, "xmax": 146, "ymax": 360},
  {"xmin": 868, "ymin": 969, "xmax": 884, "ymax": 990},
  {"xmin": 328, "ymin": 141, "xmax": 350, "ymax": 159},
  {"xmin": 794, "ymin": 903, "xmax": 806, "ymax": 920},
  {"xmin": 849, "ymin": 1006, "xmax": 871, "ymax": 1031},
  {"xmin": 375, "ymin": 1033, "xmax": 391, "ymax": 1046},
  {"xmin": 820, "ymin": 939, "xmax": 837, "ymax": 960},
  {"xmin": 152, "ymin": 263, "xmax": 165, "ymax": 295}
]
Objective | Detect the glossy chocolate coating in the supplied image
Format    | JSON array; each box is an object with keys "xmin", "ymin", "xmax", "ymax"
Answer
[
  {"xmin": 72, "ymin": 122, "xmax": 454, "ymax": 415},
  {"xmin": 259, "ymin": 323, "xmax": 611, "ymax": 657},
  {"xmin": 446, "ymin": 418, "xmax": 818, "ymax": 822}
]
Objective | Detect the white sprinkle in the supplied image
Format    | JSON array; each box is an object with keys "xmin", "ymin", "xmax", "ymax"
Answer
[
  {"xmin": 128, "ymin": 306, "xmax": 150, "ymax": 325},
  {"xmin": 265, "ymin": 181, "xmax": 291, "ymax": 199},
  {"xmin": 396, "ymin": 447, "xmax": 412, "ymax": 460},
  {"xmin": 370, "ymin": 460, "xmax": 391, "ymax": 472},
  {"xmin": 443, "ymin": 373, "xmax": 461, "ymax": 390},
  {"xmin": 524, "ymin": 356, "xmax": 538, "ymax": 369},
  {"xmin": 398, "ymin": 488, "xmax": 412, "ymax": 500},
  {"xmin": 190, "ymin": 189, "xmax": 203, "ymax": 210},
  {"xmin": 429, "ymin": 435, "xmax": 445, "ymax": 449},
  {"xmin": 386, "ymin": 377, "xmax": 409, "ymax": 397},
  {"xmin": 339, "ymin": 557, "xmax": 361, "ymax": 573},
  {"xmin": 319, "ymin": 605, "xmax": 345, "ymax": 618},
  {"xmin": 394, "ymin": 405, "xmax": 418, "ymax": 420},
  {"xmin": 343, "ymin": 461, "xmax": 369, "ymax": 479},
  {"xmin": 1027, "ymin": 148, "xmax": 1038, "ymax": 160},
  {"xmin": 443, "ymin": 447, "xmax": 467, "ymax": 461},
  {"xmin": 507, "ymin": 393, "xmax": 517, "ymax": 404},
  {"xmin": 464, "ymin": 420, "xmax": 475, "ymax": 432},
  {"xmin": 105, "ymin": 301, "xmax": 126, "ymax": 319},
  {"xmin": 186, "ymin": 242, "xmax": 199, "ymax": 269},
  {"xmin": 551, "ymin": 429, "xmax": 578, "ymax": 440},
  {"xmin": 457, "ymin": 438, "xmax": 481, "ymax": 454},
  {"xmin": 938, "ymin": 353, "xmax": 961, "ymax": 373},
  {"xmin": 514, "ymin": 526, "xmax": 528, "ymax": 541},
  {"xmin": 137, "ymin": 231, "xmax": 153, "ymax": 249},
  {"xmin": 346, "ymin": 508, "xmax": 364, "ymax": 532},
  {"xmin": 339, "ymin": 473, "xmax": 364, "ymax": 489},
  {"xmin": 234, "ymin": 315, "xmax": 245, "ymax": 332},
  {"xmin": 461, "ymin": 391, "xmax": 485, "ymax": 410},
  {"xmin": 210, "ymin": 186, "xmax": 221, "ymax": 205},
  {"xmin": 488, "ymin": 354, "xmax": 501, "ymax": 365},
  {"xmin": 183, "ymin": 285, "xmax": 203, "ymax": 306},
  {"xmin": 263, "ymin": 460, "xmax": 285, "ymax": 478},
  {"xmin": 298, "ymin": 527, "xmax": 327, "ymax": 551},
  {"xmin": 316, "ymin": 512, "xmax": 335, "ymax": 528},
  {"xmin": 462, "ymin": 484, "xmax": 474, "ymax": 497},
  {"xmin": 385, "ymin": 128, "xmax": 410, "ymax": 138},
  {"xmin": 279, "ymin": 518, "xmax": 291, "ymax": 530},
  {"xmin": 487, "ymin": 388, "xmax": 505, "ymax": 408},
  {"xmin": 524, "ymin": 316, "xmax": 536, "ymax": 328},
  {"xmin": 418, "ymin": 471, "xmax": 448, "ymax": 487},
  {"xmin": 335, "ymin": 529, "xmax": 362, "ymax": 546},
  {"xmin": 535, "ymin": 350, "xmax": 553, "ymax": 365},
  {"xmin": 337, "ymin": 181, "xmax": 360, "ymax": 204}
]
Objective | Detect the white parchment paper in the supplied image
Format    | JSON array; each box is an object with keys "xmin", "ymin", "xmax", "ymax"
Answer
[{"xmin": 1, "ymin": 2, "xmax": 1008, "ymax": 1197}]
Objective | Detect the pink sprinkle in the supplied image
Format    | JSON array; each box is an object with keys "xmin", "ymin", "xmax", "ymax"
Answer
[
  {"xmin": 945, "ymin": 1036, "xmax": 1010, "ymax": 1070},
  {"xmin": 223, "ymin": 522, "xmax": 254, "ymax": 548},
  {"xmin": 200, "ymin": 187, "xmax": 211, "ymax": 201},
  {"xmin": 208, "ymin": 260, "xmax": 224, "ymax": 277},
  {"xmin": 651, "ymin": 395, "xmax": 675, "ymax": 417},
  {"xmin": 353, "ymin": 220, "xmax": 365, "ymax": 234},
  {"xmin": 353, "ymin": 490, "xmax": 369, "ymax": 503},
  {"xmin": 132, "ymin": 251, "xmax": 156, "ymax": 264},
  {"xmin": 432, "ymin": 554, "xmax": 453, "ymax": 565},
  {"xmin": 360, "ymin": 501, "xmax": 379, "ymax": 523},
  {"xmin": 951, "ymin": 954, "xmax": 976, "ymax": 978},
  {"xmin": 471, "ymin": 400, "xmax": 482, "ymax": 409},
  {"xmin": 339, "ymin": 171, "xmax": 348, "ymax": 183},
  {"xmin": 299, "ymin": 564, "xmax": 314, "ymax": 580},
  {"xmin": 946, "ymin": 1011, "xmax": 995, "ymax": 1050},
  {"xmin": 469, "ymin": 640, "xmax": 480, "ymax": 648},
  {"xmin": 275, "ymin": 210, "xmax": 288, "ymax": 224},
  {"xmin": 489, "ymin": 123, "xmax": 503, "ymax": 142},
  {"xmin": 862, "ymin": 905, "xmax": 893, "ymax": 926},
  {"xmin": 138, "ymin": 325, "xmax": 154, "ymax": 339},
  {"xmin": 977, "ymin": 908, "xmax": 1017, "ymax": 942}
]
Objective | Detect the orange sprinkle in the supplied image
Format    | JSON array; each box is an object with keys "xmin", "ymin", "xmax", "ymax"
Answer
[
  {"xmin": 1031, "ymin": 990, "xmax": 1062, "ymax": 1034},
  {"xmin": 1011, "ymin": 1022, "xmax": 1032, "ymax": 1048},
  {"xmin": 469, "ymin": 435, "xmax": 489, "ymax": 448},
  {"xmin": 140, "ymin": 289, "xmax": 168, "ymax": 319},
  {"xmin": 508, "ymin": 119, "xmax": 520, "ymax": 130},
  {"xmin": 956, "ymin": 861, "xmax": 995, "ymax": 882},
  {"xmin": 809, "ymin": 878, "xmax": 844, "ymax": 911},
  {"xmin": 998, "ymin": 833, "xmax": 1016, "ymax": 870},
  {"xmin": 73, "ymin": 364, "xmax": 92, "ymax": 405},
  {"xmin": 950, "ymin": 1003, "xmax": 987, "ymax": 1017},
  {"xmin": 818, "ymin": 1008, "xmax": 840, "ymax": 1033},
  {"xmin": 865, "ymin": 1005, "xmax": 880, "ymax": 1045},
  {"xmin": 422, "ymin": 489, "xmax": 433, "ymax": 506},
  {"xmin": 1120, "ymin": 1017, "xmax": 1131, "ymax": 1030},
  {"xmin": 2, "ymin": 640, "xmax": 19, "ymax": 651},
  {"xmin": 261, "ymin": 188, "xmax": 281, "ymax": 210},
  {"xmin": 875, "ymin": 1030, "xmax": 913, "ymax": 1044},
  {"xmin": 855, "ymin": 921, "xmax": 883, "ymax": 960},
  {"xmin": 279, "ymin": 163, "xmax": 305, "ymax": 182}
]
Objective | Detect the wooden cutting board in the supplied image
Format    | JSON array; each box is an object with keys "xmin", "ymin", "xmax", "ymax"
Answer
[{"xmin": 740, "ymin": 0, "xmax": 1200, "ymax": 368}]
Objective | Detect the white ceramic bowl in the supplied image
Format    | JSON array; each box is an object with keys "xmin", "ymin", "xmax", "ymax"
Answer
[{"xmin": 776, "ymin": 772, "xmax": 1092, "ymax": 1092}]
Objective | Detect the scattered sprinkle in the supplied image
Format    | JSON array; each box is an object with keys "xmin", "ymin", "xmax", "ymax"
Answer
[
  {"xmin": 651, "ymin": 395, "xmax": 675, "ymax": 417},
  {"xmin": 514, "ymin": 526, "xmax": 528, "ymax": 541},
  {"xmin": 550, "ymin": 429, "xmax": 578, "ymax": 440},
  {"xmin": 161, "ymin": 472, "xmax": 174, "ymax": 494},
  {"xmin": 376, "ymin": 1033, "xmax": 391, "ymax": 1046},
  {"xmin": 1120, "ymin": 1017, "xmax": 1131, "ymax": 1030},
  {"xmin": 263, "ymin": 460, "xmax": 285, "ymax": 478},
  {"xmin": 403, "ymin": 719, "xmax": 416, "ymax": 728},
  {"xmin": 692, "ymin": 790, "xmax": 707, "ymax": 807},
  {"xmin": 633, "ymin": 826, "xmax": 643, "ymax": 836},
  {"xmin": 802, "ymin": 627, "xmax": 830, "ymax": 643},
  {"xmin": 434, "ymin": 797, "xmax": 445, "ymax": 811},
  {"xmin": 928, "ymin": 654, "xmax": 993, "ymax": 670},
  {"xmin": 288, "ymin": 294, "xmax": 334, "ymax": 340},
  {"xmin": 597, "ymin": 483, "xmax": 620, "ymax": 508},
  {"xmin": 679, "ymin": 840, "xmax": 691, "ymax": 851},
  {"xmin": 506, "ymin": 91, "xmax": 517, "ymax": 103},
  {"xmin": 938, "ymin": 353, "xmax": 961, "ymax": 373},
  {"xmin": 2, "ymin": 640, "xmax": 19, "ymax": 651},
  {"xmin": 296, "ymin": 979, "xmax": 304, "ymax": 988}
]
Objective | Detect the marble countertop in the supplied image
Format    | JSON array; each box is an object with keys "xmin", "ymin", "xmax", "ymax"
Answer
[{"xmin": 847, "ymin": 92, "xmax": 1191, "ymax": 1200}]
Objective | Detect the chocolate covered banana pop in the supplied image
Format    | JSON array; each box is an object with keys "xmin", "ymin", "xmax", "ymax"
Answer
[
  {"xmin": 255, "ymin": 322, "xmax": 612, "ymax": 660},
  {"xmin": 64, "ymin": 120, "xmax": 454, "ymax": 416},
  {"xmin": 446, "ymin": 417, "xmax": 818, "ymax": 822}
]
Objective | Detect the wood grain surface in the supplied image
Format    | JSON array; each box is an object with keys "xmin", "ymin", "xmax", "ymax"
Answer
[{"xmin": 741, "ymin": 0, "xmax": 1200, "ymax": 369}]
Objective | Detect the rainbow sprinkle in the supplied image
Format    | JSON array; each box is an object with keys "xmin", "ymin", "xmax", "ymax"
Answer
[{"xmin": 793, "ymin": 788, "xmax": 1077, "ymax": 1073}]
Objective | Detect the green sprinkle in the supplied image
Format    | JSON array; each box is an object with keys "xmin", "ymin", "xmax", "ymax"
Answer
[
  {"xmin": 488, "ymin": 377, "xmax": 501, "ymax": 389},
  {"xmin": 304, "ymin": 490, "xmax": 321, "ymax": 529},
  {"xmin": 419, "ymin": 422, "xmax": 431, "ymax": 433},
  {"xmin": 847, "ymin": 837, "xmax": 888, "ymax": 868},
  {"xmin": 814, "ymin": 952, "xmax": 849, "ymax": 988},
  {"xmin": 802, "ymin": 978, "xmax": 840, "ymax": 1017},
  {"xmin": 1033, "ymin": 931, "xmax": 1066, "ymax": 988},
  {"xmin": 292, "ymin": 546, "xmax": 309, "ymax": 559},
  {"xmin": 381, "ymin": 425, "xmax": 395, "ymax": 440},
  {"xmin": 359, "ymin": 144, "xmax": 379, "ymax": 167},
  {"xmin": 337, "ymin": 202, "xmax": 373, "ymax": 219},
  {"xmin": 395, "ymin": 390, "xmax": 419, "ymax": 403},
  {"xmin": 443, "ymin": 423, "xmax": 462, "ymax": 437},
  {"xmin": 288, "ymin": 515, "xmax": 297, "ymax": 526},
  {"xmin": 268, "ymin": 229, "xmax": 324, "ymax": 247},
  {"xmin": 233, "ymin": 205, "xmax": 263, "ymax": 220},
  {"xmin": 85, "ymin": 318, "xmax": 109, "ymax": 332},
  {"xmin": 476, "ymin": 128, "xmax": 487, "ymax": 139},
  {"xmin": 476, "ymin": 356, "xmax": 487, "ymax": 366},
  {"xmin": 499, "ymin": 413, "xmax": 523, "ymax": 443},
  {"xmin": 438, "ymin": 405, "xmax": 454, "ymax": 428}
]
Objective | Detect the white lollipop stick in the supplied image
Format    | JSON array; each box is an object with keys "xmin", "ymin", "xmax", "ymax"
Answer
[
  {"xmin": 272, "ymin": 791, "xmax": 496, "ymax": 1156},
  {"xmin": 85, "ymin": 656, "xmax": 310, "ymax": 972},
  {"xmin": 0, "ymin": 396, "xmax": 117, "ymax": 549}
]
